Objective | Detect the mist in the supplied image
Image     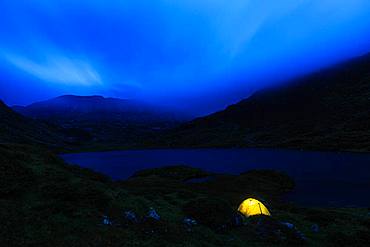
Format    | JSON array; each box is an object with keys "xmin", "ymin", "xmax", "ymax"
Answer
[{"xmin": 1, "ymin": 0, "xmax": 370, "ymax": 115}]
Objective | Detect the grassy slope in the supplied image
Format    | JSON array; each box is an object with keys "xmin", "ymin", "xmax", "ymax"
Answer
[
  {"xmin": 1, "ymin": 144, "xmax": 369, "ymax": 246},
  {"xmin": 0, "ymin": 100, "xmax": 64, "ymax": 148},
  {"xmin": 162, "ymin": 53, "xmax": 370, "ymax": 152}
]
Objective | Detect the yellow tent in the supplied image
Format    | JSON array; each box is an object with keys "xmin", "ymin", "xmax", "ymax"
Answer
[{"xmin": 238, "ymin": 198, "xmax": 271, "ymax": 217}]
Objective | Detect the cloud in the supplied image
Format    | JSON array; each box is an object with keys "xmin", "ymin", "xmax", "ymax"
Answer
[
  {"xmin": 0, "ymin": 0, "xmax": 370, "ymax": 113},
  {"xmin": 2, "ymin": 52, "xmax": 102, "ymax": 86}
]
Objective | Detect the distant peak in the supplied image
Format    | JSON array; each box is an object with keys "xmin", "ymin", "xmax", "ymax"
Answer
[{"xmin": 56, "ymin": 95, "xmax": 105, "ymax": 100}]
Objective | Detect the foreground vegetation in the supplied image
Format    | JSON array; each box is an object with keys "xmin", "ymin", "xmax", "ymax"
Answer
[{"xmin": 1, "ymin": 144, "xmax": 369, "ymax": 246}]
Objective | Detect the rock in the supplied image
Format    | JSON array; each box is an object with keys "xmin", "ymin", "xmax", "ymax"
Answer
[
  {"xmin": 296, "ymin": 230, "xmax": 307, "ymax": 242},
  {"xmin": 183, "ymin": 217, "xmax": 197, "ymax": 226},
  {"xmin": 281, "ymin": 222, "xmax": 295, "ymax": 229},
  {"xmin": 183, "ymin": 217, "xmax": 197, "ymax": 232},
  {"xmin": 232, "ymin": 213, "xmax": 244, "ymax": 227},
  {"xmin": 124, "ymin": 210, "xmax": 139, "ymax": 223},
  {"xmin": 102, "ymin": 215, "xmax": 112, "ymax": 225},
  {"xmin": 279, "ymin": 221, "xmax": 307, "ymax": 243},
  {"xmin": 253, "ymin": 217, "xmax": 285, "ymax": 241},
  {"xmin": 245, "ymin": 216, "xmax": 306, "ymax": 244},
  {"xmin": 147, "ymin": 208, "xmax": 160, "ymax": 221},
  {"xmin": 311, "ymin": 224, "xmax": 320, "ymax": 233}
]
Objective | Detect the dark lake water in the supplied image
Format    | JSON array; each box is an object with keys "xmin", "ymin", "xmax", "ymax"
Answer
[{"xmin": 61, "ymin": 148, "xmax": 370, "ymax": 207}]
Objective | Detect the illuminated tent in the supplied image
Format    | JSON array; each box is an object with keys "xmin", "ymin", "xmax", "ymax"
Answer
[{"xmin": 238, "ymin": 198, "xmax": 271, "ymax": 217}]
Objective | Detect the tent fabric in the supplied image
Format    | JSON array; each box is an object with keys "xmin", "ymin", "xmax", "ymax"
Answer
[{"xmin": 238, "ymin": 198, "xmax": 271, "ymax": 217}]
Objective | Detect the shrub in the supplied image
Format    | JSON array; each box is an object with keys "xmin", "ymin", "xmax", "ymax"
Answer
[
  {"xmin": 239, "ymin": 170, "xmax": 295, "ymax": 193},
  {"xmin": 183, "ymin": 197, "xmax": 234, "ymax": 229},
  {"xmin": 304, "ymin": 209, "xmax": 337, "ymax": 227},
  {"xmin": 0, "ymin": 160, "xmax": 34, "ymax": 197},
  {"xmin": 0, "ymin": 201, "xmax": 26, "ymax": 246},
  {"xmin": 40, "ymin": 180, "xmax": 112, "ymax": 213}
]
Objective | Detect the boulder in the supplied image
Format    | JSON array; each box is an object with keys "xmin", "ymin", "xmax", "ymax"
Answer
[{"xmin": 147, "ymin": 208, "xmax": 160, "ymax": 221}]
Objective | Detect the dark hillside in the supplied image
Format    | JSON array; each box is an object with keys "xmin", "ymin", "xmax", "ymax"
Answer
[
  {"xmin": 0, "ymin": 100, "xmax": 64, "ymax": 147},
  {"xmin": 164, "ymin": 53, "xmax": 370, "ymax": 152}
]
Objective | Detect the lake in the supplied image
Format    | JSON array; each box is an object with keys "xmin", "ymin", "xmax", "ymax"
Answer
[{"xmin": 61, "ymin": 148, "xmax": 370, "ymax": 207}]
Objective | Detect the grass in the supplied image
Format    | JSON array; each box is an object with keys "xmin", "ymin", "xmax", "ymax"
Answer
[{"xmin": 0, "ymin": 144, "xmax": 369, "ymax": 246}]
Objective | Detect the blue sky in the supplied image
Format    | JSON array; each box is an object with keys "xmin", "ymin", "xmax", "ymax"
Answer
[{"xmin": 1, "ymin": 0, "xmax": 370, "ymax": 115}]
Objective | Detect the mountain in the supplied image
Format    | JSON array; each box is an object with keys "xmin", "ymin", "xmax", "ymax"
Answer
[
  {"xmin": 13, "ymin": 95, "xmax": 185, "ymax": 150},
  {"xmin": 163, "ymin": 53, "xmax": 370, "ymax": 152},
  {"xmin": 13, "ymin": 95, "xmax": 185, "ymax": 124},
  {"xmin": 0, "ymin": 100, "xmax": 63, "ymax": 147}
]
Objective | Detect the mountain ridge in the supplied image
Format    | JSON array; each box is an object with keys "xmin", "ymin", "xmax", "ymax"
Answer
[
  {"xmin": 12, "ymin": 95, "xmax": 184, "ymax": 123},
  {"xmin": 11, "ymin": 95, "xmax": 186, "ymax": 150},
  {"xmin": 162, "ymin": 52, "xmax": 370, "ymax": 152}
]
